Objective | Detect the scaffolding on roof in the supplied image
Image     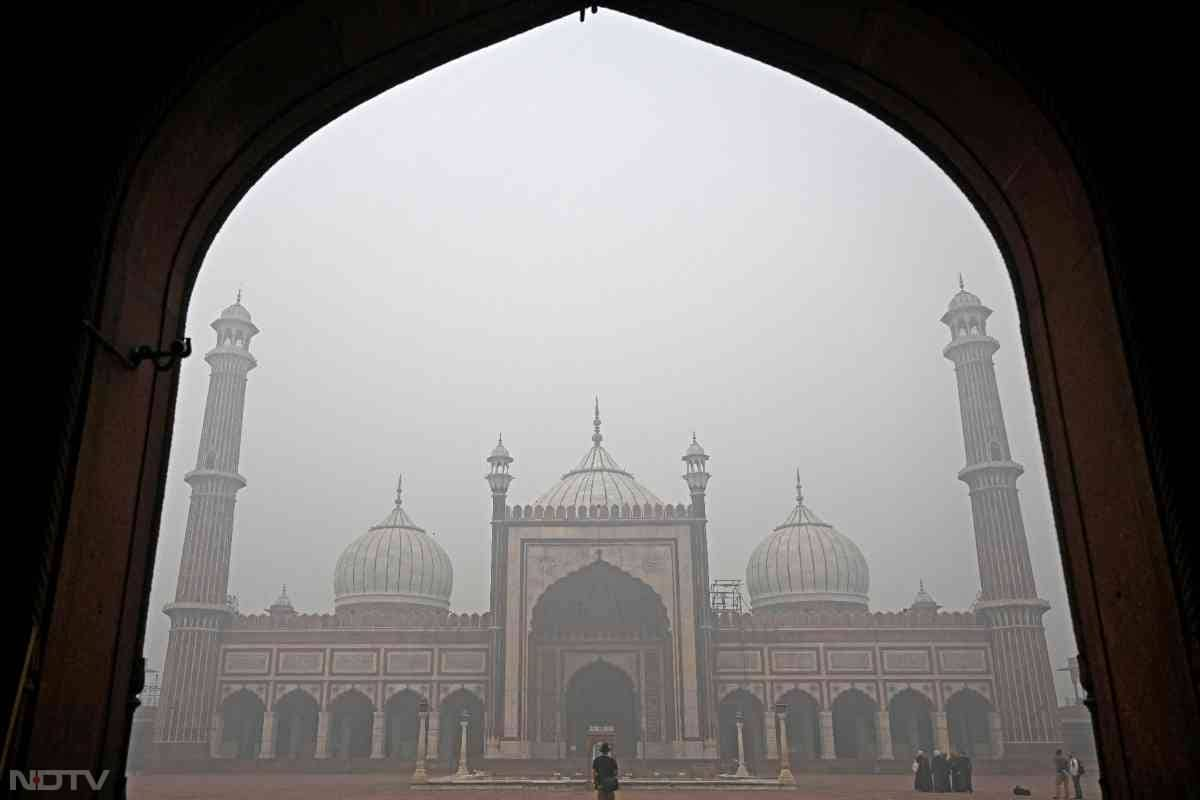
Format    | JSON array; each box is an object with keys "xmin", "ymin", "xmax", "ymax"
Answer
[{"xmin": 708, "ymin": 579, "xmax": 746, "ymax": 614}]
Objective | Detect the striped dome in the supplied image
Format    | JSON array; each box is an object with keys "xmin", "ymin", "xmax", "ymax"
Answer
[
  {"xmin": 531, "ymin": 402, "xmax": 665, "ymax": 510},
  {"xmin": 746, "ymin": 481, "xmax": 870, "ymax": 611},
  {"xmin": 333, "ymin": 479, "xmax": 452, "ymax": 610}
]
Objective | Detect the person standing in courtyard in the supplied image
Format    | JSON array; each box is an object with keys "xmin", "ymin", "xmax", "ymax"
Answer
[
  {"xmin": 1067, "ymin": 752, "xmax": 1084, "ymax": 798},
  {"xmin": 1053, "ymin": 749, "xmax": 1070, "ymax": 799},
  {"xmin": 932, "ymin": 750, "xmax": 950, "ymax": 792},
  {"xmin": 593, "ymin": 741, "xmax": 619, "ymax": 800},
  {"xmin": 913, "ymin": 749, "xmax": 933, "ymax": 792}
]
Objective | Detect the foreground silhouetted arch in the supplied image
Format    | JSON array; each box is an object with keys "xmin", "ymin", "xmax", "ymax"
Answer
[{"xmin": 25, "ymin": 3, "xmax": 1195, "ymax": 798}]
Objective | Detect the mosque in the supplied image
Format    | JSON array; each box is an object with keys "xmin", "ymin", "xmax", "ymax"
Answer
[{"xmin": 139, "ymin": 285, "xmax": 1064, "ymax": 773}]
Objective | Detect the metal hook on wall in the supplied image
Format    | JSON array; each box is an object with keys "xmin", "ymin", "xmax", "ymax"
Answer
[
  {"xmin": 81, "ymin": 320, "xmax": 192, "ymax": 372},
  {"xmin": 131, "ymin": 338, "xmax": 193, "ymax": 371}
]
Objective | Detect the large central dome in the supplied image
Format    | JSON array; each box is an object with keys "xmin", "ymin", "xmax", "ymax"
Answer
[{"xmin": 531, "ymin": 402, "xmax": 665, "ymax": 510}]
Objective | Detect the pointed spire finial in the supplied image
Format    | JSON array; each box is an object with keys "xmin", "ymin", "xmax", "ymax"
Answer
[
  {"xmin": 958, "ymin": 273, "xmax": 964, "ymax": 291},
  {"xmin": 692, "ymin": 431, "xmax": 698, "ymax": 444},
  {"xmin": 592, "ymin": 397, "xmax": 603, "ymax": 444},
  {"xmin": 395, "ymin": 474, "xmax": 403, "ymax": 505},
  {"xmin": 920, "ymin": 578, "xmax": 925, "ymax": 592},
  {"xmin": 236, "ymin": 287, "xmax": 243, "ymax": 304},
  {"xmin": 795, "ymin": 469, "xmax": 804, "ymax": 505}
]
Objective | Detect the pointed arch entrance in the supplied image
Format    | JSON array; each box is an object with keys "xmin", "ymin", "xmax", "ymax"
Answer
[
  {"xmin": 718, "ymin": 689, "xmax": 766, "ymax": 772},
  {"xmin": 777, "ymin": 689, "xmax": 821, "ymax": 762},
  {"xmin": 527, "ymin": 560, "xmax": 673, "ymax": 758},
  {"xmin": 273, "ymin": 689, "xmax": 319, "ymax": 759},
  {"xmin": 889, "ymin": 689, "xmax": 935, "ymax": 760},
  {"xmin": 564, "ymin": 660, "xmax": 638, "ymax": 759},
  {"xmin": 946, "ymin": 689, "xmax": 994, "ymax": 758},
  {"xmin": 219, "ymin": 689, "xmax": 264, "ymax": 760},
  {"xmin": 832, "ymin": 689, "xmax": 878, "ymax": 759}
]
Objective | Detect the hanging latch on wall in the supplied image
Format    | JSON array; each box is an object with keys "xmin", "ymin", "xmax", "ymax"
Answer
[{"xmin": 82, "ymin": 320, "xmax": 192, "ymax": 372}]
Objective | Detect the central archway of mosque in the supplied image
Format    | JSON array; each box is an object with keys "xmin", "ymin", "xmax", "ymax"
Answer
[{"xmin": 527, "ymin": 561, "xmax": 674, "ymax": 759}]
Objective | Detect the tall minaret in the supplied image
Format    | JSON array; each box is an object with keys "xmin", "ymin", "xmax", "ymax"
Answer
[
  {"xmin": 941, "ymin": 279, "xmax": 1061, "ymax": 751},
  {"xmin": 485, "ymin": 434, "xmax": 513, "ymax": 750},
  {"xmin": 682, "ymin": 432, "xmax": 717, "ymax": 756},
  {"xmin": 155, "ymin": 296, "xmax": 258, "ymax": 759}
]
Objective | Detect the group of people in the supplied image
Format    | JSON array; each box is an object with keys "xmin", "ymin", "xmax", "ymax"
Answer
[
  {"xmin": 912, "ymin": 749, "xmax": 973, "ymax": 793},
  {"xmin": 1053, "ymin": 749, "xmax": 1087, "ymax": 799}
]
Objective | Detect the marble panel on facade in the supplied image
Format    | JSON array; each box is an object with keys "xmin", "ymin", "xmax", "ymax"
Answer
[{"xmin": 222, "ymin": 649, "xmax": 270, "ymax": 675}]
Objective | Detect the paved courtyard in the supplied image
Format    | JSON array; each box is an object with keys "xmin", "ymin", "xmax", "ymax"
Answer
[{"xmin": 128, "ymin": 773, "xmax": 1103, "ymax": 799}]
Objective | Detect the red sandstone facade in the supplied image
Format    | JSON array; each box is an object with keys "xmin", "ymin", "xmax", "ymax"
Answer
[{"xmin": 147, "ymin": 288, "xmax": 1061, "ymax": 773}]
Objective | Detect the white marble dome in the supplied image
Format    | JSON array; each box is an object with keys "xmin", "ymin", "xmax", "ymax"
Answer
[
  {"xmin": 220, "ymin": 300, "xmax": 253, "ymax": 322},
  {"xmin": 746, "ymin": 480, "xmax": 870, "ymax": 611},
  {"xmin": 532, "ymin": 404, "xmax": 665, "ymax": 510},
  {"xmin": 333, "ymin": 479, "xmax": 453, "ymax": 610}
]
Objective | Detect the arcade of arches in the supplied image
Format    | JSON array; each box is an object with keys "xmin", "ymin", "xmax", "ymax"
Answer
[
  {"xmin": 718, "ymin": 687, "xmax": 995, "ymax": 767},
  {"xmin": 212, "ymin": 686, "xmax": 485, "ymax": 763}
]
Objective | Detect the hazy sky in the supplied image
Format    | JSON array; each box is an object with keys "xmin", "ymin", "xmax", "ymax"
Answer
[{"xmin": 145, "ymin": 10, "xmax": 1079, "ymax": 699}]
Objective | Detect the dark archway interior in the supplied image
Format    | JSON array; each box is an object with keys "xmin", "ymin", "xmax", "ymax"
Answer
[
  {"xmin": 385, "ymin": 690, "xmax": 422, "ymax": 759},
  {"xmin": 329, "ymin": 691, "xmax": 374, "ymax": 758},
  {"xmin": 778, "ymin": 690, "xmax": 820, "ymax": 762},
  {"xmin": 439, "ymin": 690, "xmax": 485, "ymax": 770},
  {"xmin": 947, "ymin": 690, "xmax": 993, "ymax": 757},
  {"xmin": 220, "ymin": 690, "xmax": 264, "ymax": 760},
  {"xmin": 274, "ymin": 690, "xmax": 318, "ymax": 759},
  {"xmin": 565, "ymin": 660, "xmax": 637, "ymax": 759},
  {"xmin": 832, "ymin": 690, "xmax": 878, "ymax": 759},
  {"xmin": 889, "ymin": 690, "xmax": 935, "ymax": 759},
  {"xmin": 718, "ymin": 690, "xmax": 765, "ymax": 771}
]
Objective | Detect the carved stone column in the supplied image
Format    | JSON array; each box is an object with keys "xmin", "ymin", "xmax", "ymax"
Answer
[
  {"xmin": 427, "ymin": 709, "xmax": 441, "ymax": 760},
  {"xmin": 876, "ymin": 710, "xmax": 894, "ymax": 759},
  {"xmin": 934, "ymin": 711, "xmax": 951, "ymax": 754},
  {"xmin": 413, "ymin": 704, "xmax": 429, "ymax": 782},
  {"xmin": 258, "ymin": 712, "xmax": 276, "ymax": 759},
  {"xmin": 764, "ymin": 712, "xmax": 778, "ymax": 760},
  {"xmin": 734, "ymin": 711, "xmax": 749, "ymax": 777},
  {"xmin": 315, "ymin": 711, "xmax": 331, "ymax": 759},
  {"xmin": 455, "ymin": 712, "xmax": 471, "ymax": 778},
  {"xmin": 819, "ymin": 711, "xmax": 835, "ymax": 759},
  {"xmin": 371, "ymin": 711, "xmax": 386, "ymax": 759},
  {"xmin": 775, "ymin": 706, "xmax": 795, "ymax": 785}
]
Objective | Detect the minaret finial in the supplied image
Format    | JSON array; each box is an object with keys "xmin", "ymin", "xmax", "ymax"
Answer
[
  {"xmin": 395, "ymin": 474, "xmax": 403, "ymax": 505},
  {"xmin": 236, "ymin": 287, "xmax": 243, "ymax": 304},
  {"xmin": 592, "ymin": 397, "xmax": 602, "ymax": 444},
  {"xmin": 958, "ymin": 273, "xmax": 964, "ymax": 291},
  {"xmin": 692, "ymin": 431, "xmax": 698, "ymax": 444},
  {"xmin": 920, "ymin": 578, "xmax": 925, "ymax": 592},
  {"xmin": 498, "ymin": 433, "xmax": 503, "ymax": 446},
  {"xmin": 795, "ymin": 469, "xmax": 804, "ymax": 505}
]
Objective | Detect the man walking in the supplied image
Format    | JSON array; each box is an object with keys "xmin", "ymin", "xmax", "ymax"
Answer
[
  {"xmin": 1067, "ymin": 752, "xmax": 1084, "ymax": 798},
  {"xmin": 1053, "ymin": 749, "xmax": 1070, "ymax": 799}
]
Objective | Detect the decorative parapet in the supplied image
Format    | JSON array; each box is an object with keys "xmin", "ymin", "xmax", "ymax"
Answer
[
  {"xmin": 715, "ymin": 608, "xmax": 982, "ymax": 629},
  {"xmin": 505, "ymin": 502, "xmax": 694, "ymax": 521},
  {"xmin": 231, "ymin": 610, "xmax": 493, "ymax": 630}
]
